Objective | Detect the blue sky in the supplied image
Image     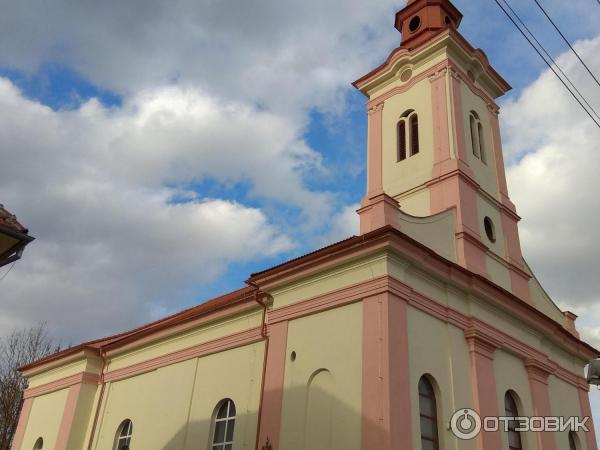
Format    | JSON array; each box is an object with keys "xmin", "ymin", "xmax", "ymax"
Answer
[{"xmin": 1, "ymin": 0, "xmax": 600, "ymax": 432}]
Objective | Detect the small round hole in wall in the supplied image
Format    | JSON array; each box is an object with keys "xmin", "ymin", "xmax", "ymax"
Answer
[
  {"xmin": 400, "ymin": 68, "xmax": 413, "ymax": 82},
  {"xmin": 290, "ymin": 351, "xmax": 297, "ymax": 362},
  {"xmin": 409, "ymin": 16, "xmax": 421, "ymax": 33},
  {"xmin": 484, "ymin": 217, "xmax": 496, "ymax": 243}
]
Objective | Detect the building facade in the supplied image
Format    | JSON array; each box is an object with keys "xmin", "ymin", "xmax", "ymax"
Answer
[{"xmin": 11, "ymin": 1, "xmax": 599, "ymax": 450}]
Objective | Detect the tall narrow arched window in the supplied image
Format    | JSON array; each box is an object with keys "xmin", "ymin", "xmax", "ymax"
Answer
[
  {"xmin": 469, "ymin": 111, "xmax": 487, "ymax": 164},
  {"xmin": 397, "ymin": 120, "xmax": 407, "ymax": 161},
  {"xmin": 114, "ymin": 420, "xmax": 133, "ymax": 450},
  {"xmin": 211, "ymin": 399, "xmax": 236, "ymax": 450},
  {"xmin": 504, "ymin": 392, "xmax": 523, "ymax": 450},
  {"xmin": 569, "ymin": 431, "xmax": 580, "ymax": 450},
  {"xmin": 397, "ymin": 110, "xmax": 419, "ymax": 161},
  {"xmin": 410, "ymin": 114, "xmax": 420, "ymax": 156},
  {"xmin": 419, "ymin": 376, "xmax": 440, "ymax": 450},
  {"xmin": 477, "ymin": 122, "xmax": 487, "ymax": 164},
  {"xmin": 33, "ymin": 438, "xmax": 43, "ymax": 450}
]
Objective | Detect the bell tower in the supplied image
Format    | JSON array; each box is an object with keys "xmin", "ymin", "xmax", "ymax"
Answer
[{"xmin": 354, "ymin": 0, "xmax": 532, "ymax": 303}]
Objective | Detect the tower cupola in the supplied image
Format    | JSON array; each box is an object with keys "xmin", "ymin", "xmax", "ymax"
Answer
[{"xmin": 395, "ymin": 0, "xmax": 463, "ymax": 49}]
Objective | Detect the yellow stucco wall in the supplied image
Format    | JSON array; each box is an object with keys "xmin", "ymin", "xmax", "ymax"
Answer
[
  {"xmin": 407, "ymin": 306, "xmax": 477, "ymax": 450},
  {"xmin": 106, "ymin": 309, "xmax": 263, "ymax": 372},
  {"xmin": 380, "ymin": 79, "xmax": 435, "ymax": 205},
  {"xmin": 94, "ymin": 341, "xmax": 263, "ymax": 450},
  {"xmin": 279, "ymin": 302, "xmax": 363, "ymax": 450},
  {"xmin": 548, "ymin": 377, "xmax": 589, "ymax": 450},
  {"xmin": 21, "ymin": 389, "xmax": 69, "ymax": 450}
]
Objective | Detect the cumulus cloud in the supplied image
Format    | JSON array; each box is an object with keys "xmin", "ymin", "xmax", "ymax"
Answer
[
  {"xmin": 0, "ymin": 0, "xmax": 399, "ymax": 117},
  {"xmin": 0, "ymin": 77, "xmax": 341, "ymax": 341},
  {"xmin": 503, "ymin": 35, "xmax": 600, "ymax": 311}
]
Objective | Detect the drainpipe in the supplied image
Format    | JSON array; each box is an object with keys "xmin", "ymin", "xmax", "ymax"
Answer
[
  {"xmin": 86, "ymin": 348, "xmax": 107, "ymax": 450},
  {"xmin": 248, "ymin": 281, "xmax": 270, "ymax": 450}
]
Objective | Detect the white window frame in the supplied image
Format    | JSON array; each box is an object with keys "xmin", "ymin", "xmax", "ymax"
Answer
[
  {"xmin": 114, "ymin": 419, "xmax": 133, "ymax": 450},
  {"xmin": 210, "ymin": 399, "xmax": 236, "ymax": 450}
]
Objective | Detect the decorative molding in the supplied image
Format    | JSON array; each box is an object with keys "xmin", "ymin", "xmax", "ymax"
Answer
[
  {"xmin": 367, "ymin": 102, "xmax": 384, "ymax": 115},
  {"xmin": 104, "ymin": 326, "xmax": 263, "ymax": 383},
  {"xmin": 525, "ymin": 358, "xmax": 556, "ymax": 385},
  {"xmin": 428, "ymin": 67, "xmax": 448, "ymax": 83},
  {"xmin": 268, "ymin": 275, "xmax": 588, "ymax": 390},
  {"xmin": 24, "ymin": 372, "xmax": 99, "ymax": 399}
]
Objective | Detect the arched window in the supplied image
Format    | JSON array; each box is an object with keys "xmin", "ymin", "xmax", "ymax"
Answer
[
  {"xmin": 114, "ymin": 419, "xmax": 133, "ymax": 450},
  {"xmin": 504, "ymin": 392, "xmax": 523, "ymax": 450},
  {"xmin": 33, "ymin": 438, "xmax": 43, "ymax": 450},
  {"xmin": 397, "ymin": 120, "xmax": 407, "ymax": 161},
  {"xmin": 419, "ymin": 376, "xmax": 440, "ymax": 450},
  {"xmin": 477, "ymin": 122, "xmax": 487, "ymax": 164},
  {"xmin": 569, "ymin": 431, "xmax": 580, "ymax": 450},
  {"xmin": 397, "ymin": 110, "xmax": 419, "ymax": 161},
  {"xmin": 211, "ymin": 399, "xmax": 236, "ymax": 450},
  {"xmin": 469, "ymin": 111, "xmax": 486, "ymax": 163}
]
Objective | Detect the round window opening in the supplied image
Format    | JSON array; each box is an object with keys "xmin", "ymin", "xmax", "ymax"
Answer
[
  {"xmin": 409, "ymin": 16, "xmax": 421, "ymax": 33},
  {"xmin": 484, "ymin": 217, "xmax": 496, "ymax": 243}
]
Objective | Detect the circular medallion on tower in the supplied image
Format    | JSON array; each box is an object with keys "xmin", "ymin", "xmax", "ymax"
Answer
[
  {"xmin": 484, "ymin": 217, "xmax": 496, "ymax": 243},
  {"xmin": 400, "ymin": 68, "xmax": 413, "ymax": 82}
]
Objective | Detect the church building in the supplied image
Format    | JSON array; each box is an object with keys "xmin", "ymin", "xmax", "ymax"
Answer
[{"xmin": 11, "ymin": 1, "xmax": 599, "ymax": 450}]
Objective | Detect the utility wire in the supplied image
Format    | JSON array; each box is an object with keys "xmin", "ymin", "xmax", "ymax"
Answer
[
  {"xmin": 501, "ymin": 0, "xmax": 600, "ymax": 123},
  {"xmin": 532, "ymin": 0, "xmax": 600, "ymax": 89},
  {"xmin": 492, "ymin": 0, "xmax": 600, "ymax": 129}
]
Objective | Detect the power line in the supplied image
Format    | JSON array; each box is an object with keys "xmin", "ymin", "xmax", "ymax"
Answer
[
  {"xmin": 532, "ymin": 0, "xmax": 600, "ymax": 89},
  {"xmin": 492, "ymin": 0, "xmax": 600, "ymax": 129},
  {"xmin": 500, "ymin": 0, "xmax": 600, "ymax": 123}
]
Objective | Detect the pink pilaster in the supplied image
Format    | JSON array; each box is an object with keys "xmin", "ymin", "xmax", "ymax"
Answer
[
  {"xmin": 578, "ymin": 386, "xmax": 598, "ymax": 450},
  {"xmin": 366, "ymin": 102, "xmax": 384, "ymax": 198},
  {"xmin": 525, "ymin": 359, "xmax": 557, "ymax": 450},
  {"xmin": 54, "ymin": 384, "xmax": 83, "ymax": 450},
  {"xmin": 430, "ymin": 68, "xmax": 452, "ymax": 172},
  {"xmin": 257, "ymin": 321, "xmax": 289, "ymax": 450},
  {"xmin": 10, "ymin": 398, "xmax": 33, "ymax": 450},
  {"xmin": 362, "ymin": 292, "xmax": 411, "ymax": 450},
  {"xmin": 465, "ymin": 329, "xmax": 502, "ymax": 450}
]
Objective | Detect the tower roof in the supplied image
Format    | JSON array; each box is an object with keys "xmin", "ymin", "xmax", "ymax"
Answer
[{"xmin": 395, "ymin": 0, "xmax": 463, "ymax": 50}]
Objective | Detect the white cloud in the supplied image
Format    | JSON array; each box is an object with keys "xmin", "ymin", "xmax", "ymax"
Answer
[
  {"xmin": 502, "ymin": 35, "xmax": 600, "ymax": 427},
  {"xmin": 503, "ymin": 35, "xmax": 600, "ymax": 310},
  {"xmin": 317, "ymin": 203, "xmax": 360, "ymax": 248},
  {"xmin": 0, "ymin": 0, "xmax": 399, "ymax": 117},
  {"xmin": 0, "ymin": 78, "xmax": 339, "ymax": 341}
]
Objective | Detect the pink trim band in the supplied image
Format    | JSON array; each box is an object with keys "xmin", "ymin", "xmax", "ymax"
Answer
[
  {"xmin": 104, "ymin": 326, "xmax": 263, "ymax": 383},
  {"xmin": 10, "ymin": 397, "xmax": 33, "ymax": 450}
]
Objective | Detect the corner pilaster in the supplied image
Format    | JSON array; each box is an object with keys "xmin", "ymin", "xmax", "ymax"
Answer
[{"xmin": 465, "ymin": 327, "xmax": 503, "ymax": 450}]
